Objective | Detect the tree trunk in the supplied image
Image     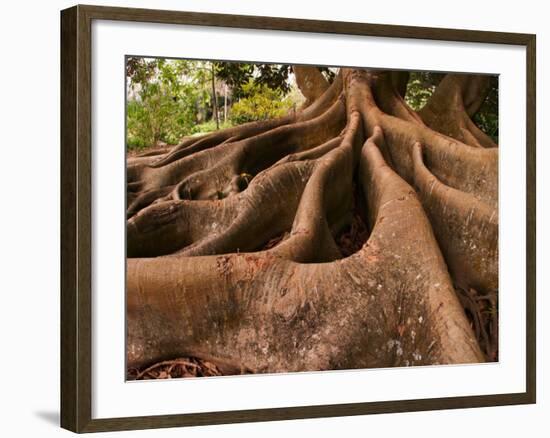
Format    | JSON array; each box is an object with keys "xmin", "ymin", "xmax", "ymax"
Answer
[
  {"xmin": 211, "ymin": 64, "xmax": 219, "ymax": 130},
  {"xmin": 126, "ymin": 67, "xmax": 498, "ymax": 376},
  {"xmin": 223, "ymin": 83, "xmax": 228, "ymax": 123}
]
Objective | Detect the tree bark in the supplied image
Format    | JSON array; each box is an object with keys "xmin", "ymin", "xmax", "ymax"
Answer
[
  {"xmin": 293, "ymin": 66, "xmax": 331, "ymax": 108},
  {"xmin": 126, "ymin": 67, "xmax": 498, "ymax": 376}
]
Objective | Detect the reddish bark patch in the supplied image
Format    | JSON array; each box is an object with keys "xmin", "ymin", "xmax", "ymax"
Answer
[{"xmin": 216, "ymin": 255, "xmax": 233, "ymax": 276}]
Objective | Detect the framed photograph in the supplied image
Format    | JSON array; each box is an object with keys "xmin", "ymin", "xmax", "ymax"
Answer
[{"xmin": 60, "ymin": 4, "xmax": 536, "ymax": 433}]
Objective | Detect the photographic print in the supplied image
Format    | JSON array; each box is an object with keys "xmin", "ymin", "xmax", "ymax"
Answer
[{"xmin": 125, "ymin": 57, "xmax": 498, "ymax": 381}]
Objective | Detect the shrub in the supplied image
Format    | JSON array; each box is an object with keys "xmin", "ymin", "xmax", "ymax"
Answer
[
  {"xmin": 229, "ymin": 81, "xmax": 294, "ymax": 125},
  {"xmin": 126, "ymin": 86, "xmax": 201, "ymax": 151}
]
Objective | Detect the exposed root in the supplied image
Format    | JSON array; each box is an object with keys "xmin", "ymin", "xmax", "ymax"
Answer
[
  {"xmin": 261, "ymin": 232, "xmax": 290, "ymax": 250},
  {"xmin": 271, "ymin": 112, "xmax": 362, "ymax": 262},
  {"xmin": 126, "ymin": 67, "xmax": 497, "ymax": 376},
  {"xmin": 373, "ymin": 71, "xmax": 425, "ymax": 124},
  {"xmin": 342, "ymin": 68, "xmax": 498, "ymax": 206},
  {"xmin": 127, "ymin": 160, "xmax": 315, "ymax": 257},
  {"xmin": 148, "ymin": 117, "xmax": 294, "ymax": 169},
  {"xmin": 127, "ymin": 129, "xmax": 483, "ymax": 372},
  {"xmin": 412, "ymin": 142, "xmax": 498, "ymax": 293},
  {"xmin": 127, "ymin": 98, "xmax": 346, "ymax": 207},
  {"xmin": 141, "ymin": 72, "xmax": 343, "ymax": 171},
  {"xmin": 293, "ymin": 65, "xmax": 330, "ymax": 107},
  {"xmin": 418, "ymin": 73, "xmax": 497, "ymax": 149}
]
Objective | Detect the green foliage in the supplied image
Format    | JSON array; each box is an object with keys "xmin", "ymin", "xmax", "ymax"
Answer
[
  {"xmin": 473, "ymin": 111, "xmax": 498, "ymax": 142},
  {"xmin": 215, "ymin": 63, "xmax": 291, "ymax": 99},
  {"xmin": 126, "ymin": 84, "xmax": 201, "ymax": 149},
  {"xmin": 214, "ymin": 63, "xmax": 336, "ymax": 99},
  {"xmin": 214, "ymin": 62, "xmax": 256, "ymax": 99},
  {"xmin": 405, "ymin": 72, "xmax": 438, "ymax": 111},
  {"xmin": 253, "ymin": 64, "xmax": 291, "ymax": 94},
  {"xmin": 126, "ymin": 57, "xmax": 211, "ymax": 150},
  {"xmin": 229, "ymin": 80, "xmax": 294, "ymax": 125},
  {"xmin": 126, "ymin": 100, "xmax": 151, "ymax": 149},
  {"xmin": 126, "ymin": 58, "xmax": 304, "ymax": 151},
  {"xmin": 405, "ymin": 71, "xmax": 498, "ymax": 143},
  {"xmin": 473, "ymin": 76, "xmax": 499, "ymax": 142},
  {"xmin": 190, "ymin": 120, "xmax": 234, "ymax": 136},
  {"xmin": 126, "ymin": 59, "xmax": 500, "ymax": 153}
]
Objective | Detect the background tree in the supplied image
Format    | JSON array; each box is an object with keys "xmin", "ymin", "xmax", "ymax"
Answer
[
  {"xmin": 229, "ymin": 80, "xmax": 296, "ymax": 125},
  {"xmin": 126, "ymin": 58, "xmax": 317, "ymax": 150},
  {"xmin": 215, "ymin": 62, "xmax": 335, "ymax": 98},
  {"xmin": 126, "ymin": 57, "xmax": 212, "ymax": 148}
]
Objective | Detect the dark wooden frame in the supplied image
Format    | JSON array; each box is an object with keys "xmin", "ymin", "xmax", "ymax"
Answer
[{"xmin": 61, "ymin": 4, "xmax": 536, "ymax": 433}]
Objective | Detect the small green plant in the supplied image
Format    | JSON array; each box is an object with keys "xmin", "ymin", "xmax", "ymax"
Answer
[{"xmin": 190, "ymin": 120, "xmax": 234, "ymax": 136}]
